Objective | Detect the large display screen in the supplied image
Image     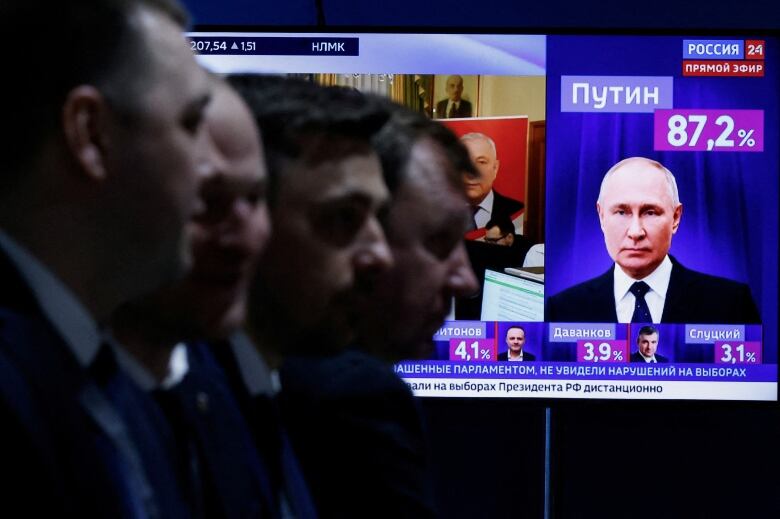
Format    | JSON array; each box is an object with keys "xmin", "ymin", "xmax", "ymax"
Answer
[{"xmin": 190, "ymin": 31, "xmax": 778, "ymax": 401}]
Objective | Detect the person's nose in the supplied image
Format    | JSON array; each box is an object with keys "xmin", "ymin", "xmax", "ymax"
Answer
[
  {"xmin": 353, "ymin": 216, "xmax": 394, "ymax": 274},
  {"xmin": 445, "ymin": 243, "xmax": 479, "ymax": 298},
  {"xmin": 626, "ymin": 214, "xmax": 646, "ymax": 241},
  {"xmin": 216, "ymin": 199, "xmax": 271, "ymax": 257}
]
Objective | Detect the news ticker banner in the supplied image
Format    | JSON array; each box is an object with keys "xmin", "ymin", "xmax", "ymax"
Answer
[
  {"xmin": 433, "ymin": 321, "xmax": 767, "ymax": 364},
  {"xmin": 400, "ymin": 377, "xmax": 777, "ymax": 401},
  {"xmin": 410, "ymin": 322, "xmax": 775, "ymax": 400},
  {"xmin": 397, "ymin": 360, "xmax": 776, "ymax": 382},
  {"xmin": 189, "ymin": 32, "xmax": 546, "ymax": 75},
  {"xmin": 396, "ymin": 362, "xmax": 777, "ymax": 400}
]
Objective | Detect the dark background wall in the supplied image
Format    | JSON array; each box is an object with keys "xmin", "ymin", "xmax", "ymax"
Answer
[
  {"xmin": 183, "ymin": 0, "xmax": 779, "ymax": 30},
  {"xmin": 182, "ymin": 1, "xmax": 779, "ymax": 516}
]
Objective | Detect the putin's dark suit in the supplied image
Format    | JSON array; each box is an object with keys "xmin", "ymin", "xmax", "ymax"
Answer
[{"xmin": 546, "ymin": 257, "xmax": 760, "ymax": 324}]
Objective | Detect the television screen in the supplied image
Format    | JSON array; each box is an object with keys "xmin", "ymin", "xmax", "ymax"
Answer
[{"xmin": 189, "ymin": 30, "xmax": 778, "ymax": 401}]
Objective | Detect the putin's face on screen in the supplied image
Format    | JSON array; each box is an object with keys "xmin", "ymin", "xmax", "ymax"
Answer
[{"xmin": 597, "ymin": 158, "xmax": 682, "ymax": 280}]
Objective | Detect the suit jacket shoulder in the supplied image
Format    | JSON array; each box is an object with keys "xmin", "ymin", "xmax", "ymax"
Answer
[
  {"xmin": 436, "ymin": 98, "xmax": 472, "ymax": 118},
  {"xmin": 497, "ymin": 351, "xmax": 535, "ymax": 361},
  {"xmin": 546, "ymin": 259, "xmax": 760, "ymax": 324},
  {"xmin": 546, "ymin": 267, "xmax": 618, "ymax": 323},
  {"xmin": 435, "ymin": 98, "xmax": 448, "ymax": 116},
  {"xmin": 167, "ymin": 342, "xmax": 276, "ymax": 518},
  {"xmin": 0, "ymin": 251, "xmax": 189, "ymax": 518},
  {"xmin": 630, "ymin": 351, "xmax": 669, "ymax": 363},
  {"xmin": 491, "ymin": 190, "xmax": 524, "ymax": 221},
  {"xmin": 280, "ymin": 350, "xmax": 436, "ymax": 517},
  {"xmin": 662, "ymin": 259, "xmax": 760, "ymax": 324}
]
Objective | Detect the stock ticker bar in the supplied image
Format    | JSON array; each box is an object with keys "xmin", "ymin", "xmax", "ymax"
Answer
[{"xmin": 188, "ymin": 36, "xmax": 359, "ymax": 56}]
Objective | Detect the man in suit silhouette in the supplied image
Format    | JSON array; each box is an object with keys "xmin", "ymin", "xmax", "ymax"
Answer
[
  {"xmin": 497, "ymin": 326, "xmax": 536, "ymax": 361},
  {"xmin": 110, "ymin": 79, "xmax": 300, "ymax": 518},
  {"xmin": 461, "ymin": 132, "xmax": 525, "ymax": 234},
  {"xmin": 278, "ymin": 99, "xmax": 479, "ymax": 518},
  {"xmin": 227, "ymin": 75, "xmax": 395, "ymax": 517},
  {"xmin": 0, "ymin": 0, "xmax": 214, "ymax": 515},
  {"xmin": 361, "ymin": 102, "xmax": 480, "ymax": 364},
  {"xmin": 547, "ymin": 157, "xmax": 759, "ymax": 324},
  {"xmin": 630, "ymin": 325, "xmax": 669, "ymax": 363},
  {"xmin": 436, "ymin": 75, "xmax": 473, "ymax": 118}
]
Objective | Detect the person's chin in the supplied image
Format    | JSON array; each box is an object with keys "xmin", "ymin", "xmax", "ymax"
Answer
[
  {"xmin": 182, "ymin": 296, "xmax": 239, "ymax": 338},
  {"xmin": 414, "ymin": 315, "xmax": 447, "ymax": 353},
  {"xmin": 464, "ymin": 187, "xmax": 483, "ymax": 201},
  {"xmin": 152, "ymin": 242, "xmax": 192, "ymax": 294},
  {"xmin": 617, "ymin": 253, "xmax": 657, "ymax": 277}
]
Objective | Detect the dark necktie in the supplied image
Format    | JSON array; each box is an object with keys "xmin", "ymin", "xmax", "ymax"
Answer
[
  {"xmin": 468, "ymin": 205, "xmax": 479, "ymax": 231},
  {"xmin": 151, "ymin": 387, "xmax": 205, "ymax": 519},
  {"xmin": 256, "ymin": 393, "xmax": 318, "ymax": 519},
  {"xmin": 629, "ymin": 281, "xmax": 653, "ymax": 323},
  {"xmin": 448, "ymin": 102, "xmax": 457, "ymax": 118}
]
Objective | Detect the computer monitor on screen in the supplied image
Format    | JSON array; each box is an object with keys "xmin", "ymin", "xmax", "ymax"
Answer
[{"xmin": 480, "ymin": 268, "xmax": 544, "ymax": 322}]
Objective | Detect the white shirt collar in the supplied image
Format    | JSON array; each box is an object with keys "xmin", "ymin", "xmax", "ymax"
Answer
[
  {"xmin": 0, "ymin": 229, "xmax": 101, "ymax": 367},
  {"xmin": 107, "ymin": 334, "xmax": 189, "ymax": 392},
  {"xmin": 613, "ymin": 255, "xmax": 673, "ymax": 323},
  {"xmin": 614, "ymin": 255, "xmax": 673, "ymax": 300},
  {"xmin": 507, "ymin": 351, "xmax": 524, "ymax": 361},
  {"xmin": 637, "ymin": 351, "xmax": 657, "ymax": 363},
  {"xmin": 478, "ymin": 189, "xmax": 495, "ymax": 214},
  {"xmin": 473, "ymin": 190, "xmax": 495, "ymax": 229}
]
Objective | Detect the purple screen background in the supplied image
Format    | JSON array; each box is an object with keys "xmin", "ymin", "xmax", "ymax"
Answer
[{"xmin": 545, "ymin": 35, "xmax": 779, "ymax": 361}]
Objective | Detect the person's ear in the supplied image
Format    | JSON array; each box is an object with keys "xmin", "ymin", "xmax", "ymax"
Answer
[
  {"xmin": 62, "ymin": 85, "xmax": 111, "ymax": 182},
  {"xmin": 671, "ymin": 203, "xmax": 683, "ymax": 234},
  {"xmin": 597, "ymin": 202, "xmax": 606, "ymax": 231}
]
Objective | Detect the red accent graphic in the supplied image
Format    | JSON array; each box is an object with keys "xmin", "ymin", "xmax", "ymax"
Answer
[
  {"xmin": 682, "ymin": 60, "xmax": 765, "ymax": 77},
  {"xmin": 745, "ymin": 40, "xmax": 765, "ymax": 60}
]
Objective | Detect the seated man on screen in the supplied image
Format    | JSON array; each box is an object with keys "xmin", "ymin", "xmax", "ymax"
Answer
[
  {"xmin": 630, "ymin": 325, "xmax": 668, "ymax": 363},
  {"xmin": 436, "ymin": 74, "xmax": 472, "ymax": 118},
  {"xmin": 461, "ymin": 132, "xmax": 524, "ymax": 235},
  {"xmin": 484, "ymin": 216, "xmax": 515, "ymax": 247},
  {"xmin": 546, "ymin": 157, "xmax": 760, "ymax": 324},
  {"xmin": 498, "ymin": 326, "xmax": 536, "ymax": 361}
]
